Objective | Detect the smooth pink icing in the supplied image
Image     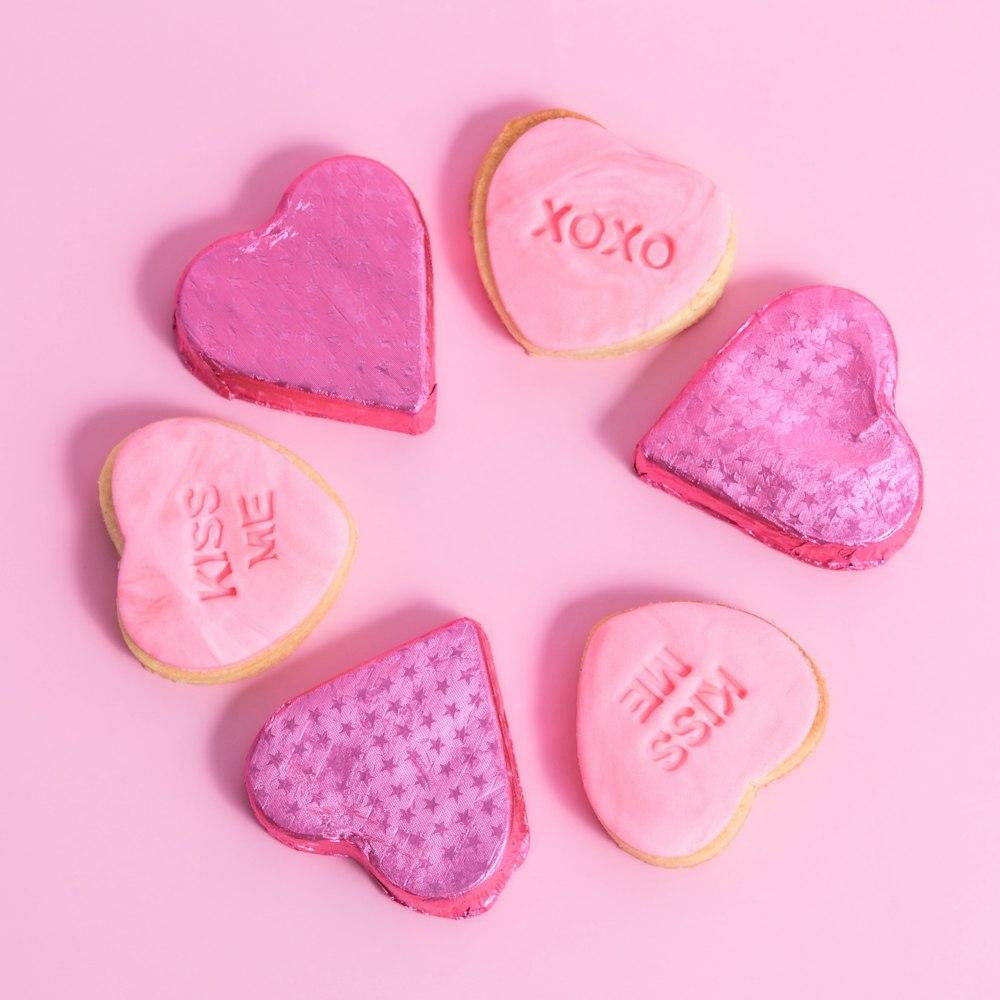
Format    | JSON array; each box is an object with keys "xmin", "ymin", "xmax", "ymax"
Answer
[
  {"xmin": 636, "ymin": 286, "xmax": 923, "ymax": 569},
  {"xmin": 175, "ymin": 157, "xmax": 435, "ymax": 434},
  {"xmin": 485, "ymin": 117, "xmax": 731, "ymax": 353},
  {"xmin": 111, "ymin": 418, "xmax": 353, "ymax": 673},
  {"xmin": 245, "ymin": 619, "xmax": 529, "ymax": 918},
  {"xmin": 577, "ymin": 603, "xmax": 822, "ymax": 861}
]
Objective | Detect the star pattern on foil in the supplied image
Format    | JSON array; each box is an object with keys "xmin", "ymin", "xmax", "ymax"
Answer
[
  {"xmin": 247, "ymin": 621, "xmax": 512, "ymax": 898},
  {"xmin": 180, "ymin": 159, "xmax": 430, "ymax": 412},
  {"xmin": 643, "ymin": 290, "xmax": 921, "ymax": 545}
]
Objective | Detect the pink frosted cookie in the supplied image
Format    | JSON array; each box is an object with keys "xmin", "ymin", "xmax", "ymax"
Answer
[
  {"xmin": 577, "ymin": 602, "xmax": 827, "ymax": 867},
  {"xmin": 175, "ymin": 157, "xmax": 435, "ymax": 434},
  {"xmin": 636, "ymin": 286, "xmax": 923, "ymax": 569},
  {"xmin": 471, "ymin": 109, "xmax": 735, "ymax": 358},
  {"xmin": 99, "ymin": 418, "xmax": 356, "ymax": 684},
  {"xmin": 246, "ymin": 618, "xmax": 529, "ymax": 918}
]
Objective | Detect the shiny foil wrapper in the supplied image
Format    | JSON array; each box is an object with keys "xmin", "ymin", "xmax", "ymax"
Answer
[
  {"xmin": 246, "ymin": 619, "xmax": 529, "ymax": 918},
  {"xmin": 636, "ymin": 286, "xmax": 923, "ymax": 569},
  {"xmin": 175, "ymin": 156, "xmax": 435, "ymax": 434}
]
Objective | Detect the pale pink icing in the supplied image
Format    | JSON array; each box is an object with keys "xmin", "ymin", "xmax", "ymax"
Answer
[
  {"xmin": 111, "ymin": 418, "xmax": 354, "ymax": 673},
  {"xmin": 636, "ymin": 286, "xmax": 923, "ymax": 568},
  {"xmin": 484, "ymin": 116, "xmax": 731, "ymax": 353},
  {"xmin": 577, "ymin": 603, "xmax": 822, "ymax": 862},
  {"xmin": 246, "ymin": 619, "xmax": 529, "ymax": 918},
  {"xmin": 175, "ymin": 157, "xmax": 435, "ymax": 434}
]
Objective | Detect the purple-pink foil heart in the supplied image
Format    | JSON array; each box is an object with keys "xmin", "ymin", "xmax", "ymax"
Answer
[
  {"xmin": 636, "ymin": 285, "xmax": 923, "ymax": 568},
  {"xmin": 245, "ymin": 618, "xmax": 528, "ymax": 918},
  {"xmin": 175, "ymin": 156, "xmax": 435, "ymax": 433}
]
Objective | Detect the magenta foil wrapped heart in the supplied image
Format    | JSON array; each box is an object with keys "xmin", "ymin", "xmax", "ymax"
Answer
[
  {"xmin": 636, "ymin": 286, "xmax": 923, "ymax": 568},
  {"xmin": 175, "ymin": 156, "xmax": 435, "ymax": 434},
  {"xmin": 245, "ymin": 619, "xmax": 528, "ymax": 918}
]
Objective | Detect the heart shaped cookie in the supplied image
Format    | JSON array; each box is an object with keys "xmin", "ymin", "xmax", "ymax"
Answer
[
  {"xmin": 471, "ymin": 110, "xmax": 735, "ymax": 357},
  {"xmin": 636, "ymin": 286, "xmax": 923, "ymax": 568},
  {"xmin": 577, "ymin": 602, "xmax": 826, "ymax": 866},
  {"xmin": 245, "ymin": 618, "xmax": 529, "ymax": 918},
  {"xmin": 175, "ymin": 157, "xmax": 435, "ymax": 434},
  {"xmin": 99, "ymin": 418, "xmax": 356, "ymax": 683}
]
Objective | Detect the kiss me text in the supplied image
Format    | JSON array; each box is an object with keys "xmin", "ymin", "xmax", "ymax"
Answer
[
  {"xmin": 618, "ymin": 646, "xmax": 748, "ymax": 771},
  {"xmin": 183, "ymin": 485, "xmax": 278, "ymax": 601}
]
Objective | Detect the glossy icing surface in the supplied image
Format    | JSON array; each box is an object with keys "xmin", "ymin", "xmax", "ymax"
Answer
[
  {"xmin": 577, "ymin": 602, "xmax": 824, "ymax": 863},
  {"xmin": 636, "ymin": 286, "xmax": 923, "ymax": 568},
  {"xmin": 484, "ymin": 116, "xmax": 731, "ymax": 353},
  {"xmin": 176, "ymin": 157, "xmax": 434, "ymax": 432},
  {"xmin": 109, "ymin": 418, "xmax": 354, "ymax": 673},
  {"xmin": 246, "ymin": 619, "xmax": 529, "ymax": 918}
]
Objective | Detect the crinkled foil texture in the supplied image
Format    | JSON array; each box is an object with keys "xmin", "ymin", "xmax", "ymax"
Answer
[
  {"xmin": 638, "ymin": 286, "xmax": 922, "ymax": 568},
  {"xmin": 177, "ymin": 157, "xmax": 432, "ymax": 415},
  {"xmin": 246, "ymin": 619, "xmax": 528, "ymax": 915}
]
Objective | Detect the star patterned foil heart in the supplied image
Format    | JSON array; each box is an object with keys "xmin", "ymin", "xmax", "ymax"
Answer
[
  {"xmin": 635, "ymin": 286, "xmax": 923, "ymax": 568},
  {"xmin": 577, "ymin": 602, "xmax": 827, "ymax": 866},
  {"xmin": 99, "ymin": 418, "xmax": 356, "ymax": 684},
  {"xmin": 245, "ymin": 618, "xmax": 529, "ymax": 918},
  {"xmin": 175, "ymin": 156, "xmax": 435, "ymax": 434},
  {"xmin": 471, "ymin": 109, "xmax": 735, "ymax": 357}
]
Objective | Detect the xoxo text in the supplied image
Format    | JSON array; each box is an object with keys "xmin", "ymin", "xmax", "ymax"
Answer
[{"xmin": 531, "ymin": 198, "xmax": 674, "ymax": 269}]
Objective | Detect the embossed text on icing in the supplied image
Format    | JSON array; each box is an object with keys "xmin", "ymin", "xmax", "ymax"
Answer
[
  {"xmin": 531, "ymin": 198, "xmax": 674, "ymax": 269},
  {"xmin": 184, "ymin": 484, "xmax": 236, "ymax": 601},
  {"xmin": 239, "ymin": 491, "xmax": 277, "ymax": 568},
  {"xmin": 618, "ymin": 644, "xmax": 748, "ymax": 771},
  {"xmin": 619, "ymin": 648, "xmax": 693, "ymax": 723},
  {"xmin": 183, "ymin": 485, "xmax": 279, "ymax": 601}
]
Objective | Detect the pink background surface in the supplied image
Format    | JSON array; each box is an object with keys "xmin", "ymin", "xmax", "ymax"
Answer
[{"xmin": 3, "ymin": 2, "xmax": 997, "ymax": 997}]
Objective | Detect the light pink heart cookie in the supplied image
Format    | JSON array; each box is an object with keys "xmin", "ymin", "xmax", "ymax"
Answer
[
  {"xmin": 99, "ymin": 418, "xmax": 356, "ymax": 684},
  {"xmin": 472, "ymin": 110, "xmax": 735, "ymax": 357},
  {"xmin": 636, "ymin": 286, "xmax": 923, "ymax": 568},
  {"xmin": 577, "ymin": 602, "xmax": 827, "ymax": 866},
  {"xmin": 175, "ymin": 157, "xmax": 435, "ymax": 434},
  {"xmin": 246, "ymin": 618, "xmax": 529, "ymax": 918}
]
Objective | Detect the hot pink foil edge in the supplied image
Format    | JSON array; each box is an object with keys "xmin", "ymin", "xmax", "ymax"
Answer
[
  {"xmin": 176, "ymin": 358, "xmax": 437, "ymax": 435},
  {"xmin": 635, "ymin": 286, "xmax": 924, "ymax": 569},
  {"xmin": 244, "ymin": 619, "xmax": 529, "ymax": 919},
  {"xmin": 175, "ymin": 156, "xmax": 435, "ymax": 435}
]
